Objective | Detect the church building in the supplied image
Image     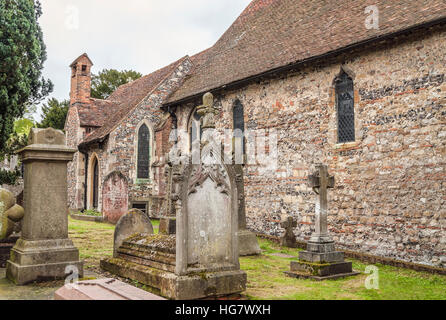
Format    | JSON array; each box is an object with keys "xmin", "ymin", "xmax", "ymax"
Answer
[{"xmin": 65, "ymin": 0, "xmax": 446, "ymax": 268}]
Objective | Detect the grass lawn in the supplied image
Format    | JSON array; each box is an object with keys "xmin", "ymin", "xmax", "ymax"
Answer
[{"xmin": 68, "ymin": 218, "xmax": 446, "ymax": 300}]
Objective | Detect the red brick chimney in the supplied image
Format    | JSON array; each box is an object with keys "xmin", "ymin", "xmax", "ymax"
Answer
[{"xmin": 69, "ymin": 53, "xmax": 93, "ymax": 106}]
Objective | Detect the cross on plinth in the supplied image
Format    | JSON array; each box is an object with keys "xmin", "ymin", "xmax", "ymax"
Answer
[{"xmin": 308, "ymin": 164, "xmax": 335, "ymax": 244}]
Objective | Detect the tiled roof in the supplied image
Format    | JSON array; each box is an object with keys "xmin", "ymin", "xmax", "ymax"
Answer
[
  {"xmin": 166, "ymin": 0, "xmax": 446, "ymax": 104},
  {"xmin": 80, "ymin": 56, "xmax": 188, "ymax": 146},
  {"xmin": 78, "ymin": 99, "xmax": 117, "ymax": 127}
]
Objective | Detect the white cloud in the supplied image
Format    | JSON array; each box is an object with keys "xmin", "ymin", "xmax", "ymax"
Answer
[{"xmin": 37, "ymin": 0, "xmax": 251, "ymax": 120}]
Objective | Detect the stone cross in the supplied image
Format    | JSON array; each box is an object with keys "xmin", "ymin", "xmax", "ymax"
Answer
[
  {"xmin": 308, "ymin": 164, "xmax": 335, "ymax": 244},
  {"xmin": 196, "ymin": 92, "xmax": 218, "ymax": 130},
  {"xmin": 280, "ymin": 216, "xmax": 297, "ymax": 247}
]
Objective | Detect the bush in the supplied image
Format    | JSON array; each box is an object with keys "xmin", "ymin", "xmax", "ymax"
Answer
[
  {"xmin": 0, "ymin": 169, "xmax": 22, "ymax": 185},
  {"xmin": 76, "ymin": 209, "xmax": 102, "ymax": 217}
]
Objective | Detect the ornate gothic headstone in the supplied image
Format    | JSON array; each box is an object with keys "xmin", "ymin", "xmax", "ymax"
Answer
[
  {"xmin": 285, "ymin": 164, "xmax": 359, "ymax": 280},
  {"xmin": 6, "ymin": 128, "xmax": 83, "ymax": 285},
  {"xmin": 101, "ymin": 93, "xmax": 247, "ymax": 299}
]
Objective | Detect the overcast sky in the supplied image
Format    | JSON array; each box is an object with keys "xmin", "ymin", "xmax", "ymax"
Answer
[{"xmin": 36, "ymin": 0, "xmax": 252, "ymax": 120}]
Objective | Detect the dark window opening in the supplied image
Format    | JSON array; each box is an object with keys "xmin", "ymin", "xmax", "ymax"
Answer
[
  {"xmin": 137, "ymin": 124, "xmax": 151, "ymax": 179},
  {"xmin": 336, "ymin": 72, "xmax": 355, "ymax": 143},
  {"xmin": 92, "ymin": 158, "xmax": 99, "ymax": 209},
  {"xmin": 233, "ymin": 100, "xmax": 245, "ymax": 155},
  {"xmin": 82, "ymin": 65, "xmax": 87, "ymax": 72},
  {"xmin": 131, "ymin": 202, "xmax": 148, "ymax": 216}
]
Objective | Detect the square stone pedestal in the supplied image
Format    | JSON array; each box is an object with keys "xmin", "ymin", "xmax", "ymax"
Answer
[
  {"xmin": 6, "ymin": 238, "xmax": 84, "ymax": 285},
  {"xmin": 285, "ymin": 241, "xmax": 359, "ymax": 281}
]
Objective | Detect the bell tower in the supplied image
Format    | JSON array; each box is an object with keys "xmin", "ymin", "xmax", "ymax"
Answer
[{"xmin": 69, "ymin": 53, "xmax": 93, "ymax": 106}]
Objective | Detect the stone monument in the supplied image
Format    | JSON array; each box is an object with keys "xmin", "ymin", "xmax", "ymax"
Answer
[
  {"xmin": 235, "ymin": 165, "xmax": 261, "ymax": 256},
  {"xmin": 101, "ymin": 93, "xmax": 247, "ymax": 299},
  {"xmin": 280, "ymin": 216, "xmax": 297, "ymax": 248},
  {"xmin": 285, "ymin": 164, "xmax": 359, "ymax": 280},
  {"xmin": 6, "ymin": 128, "xmax": 83, "ymax": 285},
  {"xmin": 0, "ymin": 188, "xmax": 25, "ymax": 267}
]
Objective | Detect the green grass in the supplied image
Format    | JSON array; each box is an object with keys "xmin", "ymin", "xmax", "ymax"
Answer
[
  {"xmin": 68, "ymin": 219, "xmax": 446, "ymax": 300},
  {"xmin": 241, "ymin": 239, "xmax": 446, "ymax": 300}
]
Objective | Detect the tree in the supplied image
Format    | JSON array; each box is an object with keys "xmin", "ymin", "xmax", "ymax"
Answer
[
  {"xmin": 91, "ymin": 69, "xmax": 142, "ymax": 100},
  {"xmin": 0, "ymin": 118, "xmax": 34, "ymax": 185},
  {"xmin": 38, "ymin": 98, "xmax": 69, "ymax": 131},
  {"xmin": 0, "ymin": 0, "xmax": 53, "ymax": 152}
]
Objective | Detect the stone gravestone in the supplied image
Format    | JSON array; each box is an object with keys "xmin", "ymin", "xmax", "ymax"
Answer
[
  {"xmin": 6, "ymin": 128, "xmax": 83, "ymax": 285},
  {"xmin": 101, "ymin": 93, "xmax": 247, "ymax": 299},
  {"xmin": 235, "ymin": 165, "xmax": 261, "ymax": 256},
  {"xmin": 113, "ymin": 209, "xmax": 154, "ymax": 257},
  {"xmin": 0, "ymin": 188, "xmax": 25, "ymax": 267},
  {"xmin": 102, "ymin": 171, "xmax": 129, "ymax": 224},
  {"xmin": 285, "ymin": 164, "xmax": 359, "ymax": 280},
  {"xmin": 280, "ymin": 216, "xmax": 297, "ymax": 248}
]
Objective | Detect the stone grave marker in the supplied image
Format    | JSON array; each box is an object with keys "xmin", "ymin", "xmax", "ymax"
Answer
[
  {"xmin": 102, "ymin": 171, "xmax": 129, "ymax": 224},
  {"xmin": 285, "ymin": 164, "xmax": 359, "ymax": 280},
  {"xmin": 55, "ymin": 278, "xmax": 166, "ymax": 300},
  {"xmin": 6, "ymin": 128, "xmax": 83, "ymax": 285},
  {"xmin": 280, "ymin": 216, "xmax": 298, "ymax": 248},
  {"xmin": 235, "ymin": 164, "xmax": 261, "ymax": 256},
  {"xmin": 113, "ymin": 208, "xmax": 154, "ymax": 257}
]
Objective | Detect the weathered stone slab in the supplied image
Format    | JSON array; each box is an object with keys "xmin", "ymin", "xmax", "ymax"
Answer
[
  {"xmin": 113, "ymin": 209, "xmax": 154, "ymax": 257},
  {"xmin": 102, "ymin": 172, "xmax": 129, "ymax": 224},
  {"xmin": 54, "ymin": 278, "xmax": 166, "ymax": 300}
]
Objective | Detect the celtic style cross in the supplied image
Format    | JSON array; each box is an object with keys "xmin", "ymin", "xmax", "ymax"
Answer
[{"xmin": 308, "ymin": 164, "xmax": 335, "ymax": 244}]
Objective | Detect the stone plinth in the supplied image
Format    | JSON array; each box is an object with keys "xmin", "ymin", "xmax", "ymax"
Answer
[
  {"xmin": 54, "ymin": 278, "xmax": 166, "ymax": 300},
  {"xmin": 285, "ymin": 241, "xmax": 359, "ymax": 280},
  {"xmin": 6, "ymin": 128, "xmax": 83, "ymax": 285}
]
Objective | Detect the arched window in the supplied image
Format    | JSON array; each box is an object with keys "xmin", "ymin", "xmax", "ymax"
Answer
[
  {"xmin": 137, "ymin": 123, "xmax": 151, "ymax": 179},
  {"xmin": 90, "ymin": 155, "xmax": 99, "ymax": 209},
  {"xmin": 335, "ymin": 71, "xmax": 355, "ymax": 143},
  {"xmin": 233, "ymin": 99, "xmax": 245, "ymax": 156},
  {"xmin": 188, "ymin": 108, "xmax": 202, "ymax": 152}
]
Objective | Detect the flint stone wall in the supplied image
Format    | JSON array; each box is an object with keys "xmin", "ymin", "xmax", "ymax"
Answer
[{"xmin": 175, "ymin": 25, "xmax": 446, "ymax": 268}]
